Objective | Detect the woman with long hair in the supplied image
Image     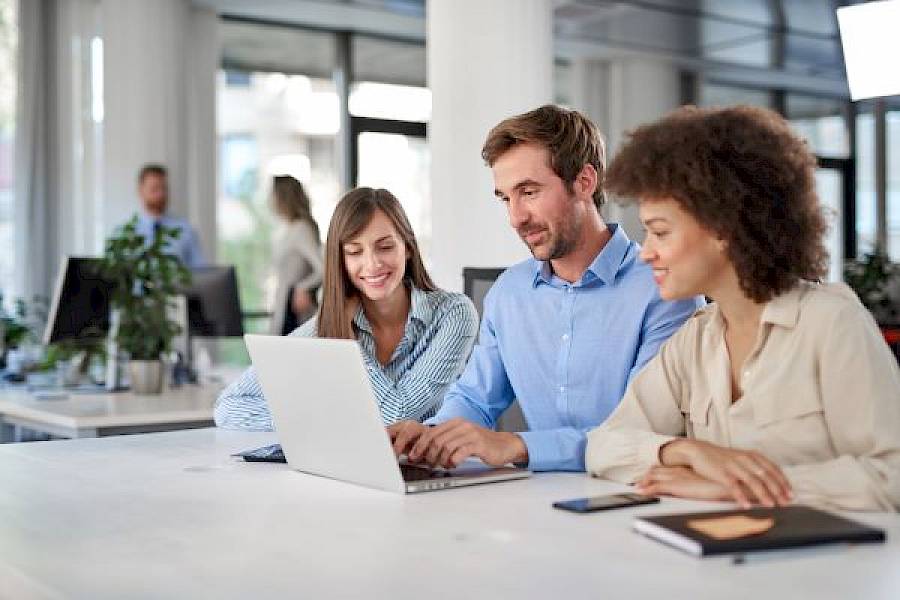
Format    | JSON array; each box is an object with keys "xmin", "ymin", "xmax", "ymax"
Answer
[
  {"xmin": 216, "ymin": 187, "xmax": 479, "ymax": 427},
  {"xmin": 269, "ymin": 175, "xmax": 323, "ymax": 335},
  {"xmin": 585, "ymin": 105, "xmax": 900, "ymax": 512}
]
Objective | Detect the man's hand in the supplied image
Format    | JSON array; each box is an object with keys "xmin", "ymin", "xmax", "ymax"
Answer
[
  {"xmin": 659, "ymin": 439, "xmax": 792, "ymax": 508},
  {"xmin": 635, "ymin": 466, "xmax": 732, "ymax": 502},
  {"xmin": 389, "ymin": 418, "xmax": 528, "ymax": 468}
]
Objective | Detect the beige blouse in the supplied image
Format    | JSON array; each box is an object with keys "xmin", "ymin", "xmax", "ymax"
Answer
[
  {"xmin": 586, "ymin": 281, "xmax": 900, "ymax": 512},
  {"xmin": 269, "ymin": 219, "xmax": 324, "ymax": 335}
]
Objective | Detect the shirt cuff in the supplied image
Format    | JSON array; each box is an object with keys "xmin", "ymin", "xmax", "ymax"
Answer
[
  {"xmin": 645, "ymin": 434, "xmax": 678, "ymax": 467},
  {"xmin": 517, "ymin": 429, "xmax": 586, "ymax": 472}
]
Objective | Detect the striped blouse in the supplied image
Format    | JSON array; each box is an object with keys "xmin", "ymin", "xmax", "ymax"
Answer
[{"xmin": 214, "ymin": 286, "xmax": 479, "ymax": 429}]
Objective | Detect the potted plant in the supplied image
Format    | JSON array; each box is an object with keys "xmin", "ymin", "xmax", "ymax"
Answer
[
  {"xmin": 844, "ymin": 249, "xmax": 900, "ymax": 326},
  {"xmin": 0, "ymin": 294, "xmax": 49, "ymax": 379},
  {"xmin": 101, "ymin": 216, "xmax": 191, "ymax": 394}
]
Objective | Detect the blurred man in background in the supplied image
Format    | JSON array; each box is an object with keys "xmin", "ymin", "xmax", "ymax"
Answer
[{"xmin": 133, "ymin": 163, "xmax": 206, "ymax": 268}]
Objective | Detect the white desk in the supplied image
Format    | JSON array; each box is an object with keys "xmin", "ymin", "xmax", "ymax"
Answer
[
  {"xmin": 0, "ymin": 429, "xmax": 897, "ymax": 600},
  {"xmin": 0, "ymin": 385, "xmax": 221, "ymax": 442}
]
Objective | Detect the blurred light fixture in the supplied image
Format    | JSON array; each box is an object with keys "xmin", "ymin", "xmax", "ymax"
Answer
[{"xmin": 838, "ymin": 0, "xmax": 900, "ymax": 101}]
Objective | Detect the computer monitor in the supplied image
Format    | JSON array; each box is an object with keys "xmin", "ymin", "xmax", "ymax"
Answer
[
  {"xmin": 43, "ymin": 257, "xmax": 114, "ymax": 345},
  {"xmin": 462, "ymin": 267, "xmax": 505, "ymax": 318},
  {"xmin": 182, "ymin": 266, "xmax": 244, "ymax": 338}
]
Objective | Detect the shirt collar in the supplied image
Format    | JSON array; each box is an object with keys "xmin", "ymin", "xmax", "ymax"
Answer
[
  {"xmin": 760, "ymin": 283, "xmax": 804, "ymax": 329},
  {"xmin": 352, "ymin": 284, "xmax": 431, "ymax": 334},
  {"xmin": 139, "ymin": 211, "xmax": 168, "ymax": 227},
  {"xmin": 704, "ymin": 282, "xmax": 803, "ymax": 341},
  {"xmin": 532, "ymin": 223, "xmax": 631, "ymax": 288}
]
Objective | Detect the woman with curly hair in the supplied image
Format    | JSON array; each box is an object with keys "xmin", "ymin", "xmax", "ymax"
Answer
[{"xmin": 585, "ymin": 105, "xmax": 900, "ymax": 512}]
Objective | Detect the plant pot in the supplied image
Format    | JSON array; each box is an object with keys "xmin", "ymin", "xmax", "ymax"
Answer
[{"xmin": 129, "ymin": 360, "xmax": 164, "ymax": 395}]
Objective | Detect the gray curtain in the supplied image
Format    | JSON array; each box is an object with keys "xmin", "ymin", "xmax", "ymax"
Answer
[{"xmin": 14, "ymin": 0, "xmax": 59, "ymax": 302}]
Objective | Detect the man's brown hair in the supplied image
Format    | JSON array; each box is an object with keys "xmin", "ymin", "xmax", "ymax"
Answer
[
  {"xmin": 481, "ymin": 104, "xmax": 607, "ymax": 209},
  {"xmin": 605, "ymin": 105, "xmax": 828, "ymax": 303},
  {"xmin": 138, "ymin": 163, "xmax": 167, "ymax": 184}
]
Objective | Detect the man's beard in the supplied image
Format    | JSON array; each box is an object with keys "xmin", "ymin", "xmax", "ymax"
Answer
[{"xmin": 522, "ymin": 216, "xmax": 580, "ymax": 261}]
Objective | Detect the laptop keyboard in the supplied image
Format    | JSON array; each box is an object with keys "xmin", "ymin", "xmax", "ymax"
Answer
[{"xmin": 400, "ymin": 464, "xmax": 453, "ymax": 482}]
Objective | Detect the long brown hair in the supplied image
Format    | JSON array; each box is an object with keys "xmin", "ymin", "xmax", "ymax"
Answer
[
  {"xmin": 317, "ymin": 187, "xmax": 436, "ymax": 339},
  {"xmin": 272, "ymin": 175, "xmax": 321, "ymax": 241}
]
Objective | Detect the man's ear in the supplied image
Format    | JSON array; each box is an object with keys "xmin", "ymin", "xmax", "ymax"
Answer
[{"xmin": 575, "ymin": 163, "xmax": 598, "ymax": 202}]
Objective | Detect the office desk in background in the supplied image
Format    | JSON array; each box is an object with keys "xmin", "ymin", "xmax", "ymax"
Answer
[
  {"xmin": 0, "ymin": 428, "xmax": 897, "ymax": 600},
  {"xmin": 0, "ymin": 384, "xmax": 222, "ymax": 442}
]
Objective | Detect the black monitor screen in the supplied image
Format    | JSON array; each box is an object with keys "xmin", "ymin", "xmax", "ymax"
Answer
[
  {"xmin": 44, "ymin": 257, "xmax": 113, "ymax": 345},
  {"xmin": 183, "ymin": 266, "xmax": 244, "ymax": 338}
]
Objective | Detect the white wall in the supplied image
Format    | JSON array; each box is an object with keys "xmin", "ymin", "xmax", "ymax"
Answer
[
  {"xmin": 427, "ymin": 0, "xmax": 553, "ymax": 292},
  {"xmin": 570, "ymin": 58, "xmax": 683, "ymax": 242}
]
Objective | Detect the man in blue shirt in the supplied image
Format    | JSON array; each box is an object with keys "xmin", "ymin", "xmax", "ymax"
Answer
[
  {"xmin": 389, "ymin": 105, "xmax": 702, "ymax": 472},
  {"xmin": 133, "ymin": 164, "xmax": 206, "ymax": 269}
]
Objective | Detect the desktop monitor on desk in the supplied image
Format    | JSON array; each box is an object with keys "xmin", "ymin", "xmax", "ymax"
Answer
[
  {"xmin": 181, "ymin": 266, "xmax": 244, "ymax": 338},
  {"xmin": 43, "ymin": 257, "xmax": 114, "ymax": 345},
  {"xmin": 173, "ymin": 266, "xmax": 243, "ymax": 384}
]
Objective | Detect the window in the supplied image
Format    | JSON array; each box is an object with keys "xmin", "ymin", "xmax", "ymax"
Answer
[
  {"xmin": 217, "ymin": 23, "xmax": 433, "ymax": 363},
  {"xmin": 217, "ymin": 70, "xmax": 341, "ymax": 359},
  {"xmin": 698, "ymin": 82, "xmax": 772, "ymax": 109},
  {"xmin": 856, "ymin": 109, "xmax": 877, "ymax": 256},
  {"xmin": 350, "ymin": 35, "xmax": 431, "ymax": 261},
  {"xmin": 888, "ymin": 111, "xmax": 900, "ymax": 260},
  {"xmin": 786, "ymin": 93, "xmax": 852, "ymax": 281},
  {"xmin": 786, "ymin": 94, "xmax": 849, "ymax": 158},
  {"xmin": 0, "ymin": 0, "xmax": 15, "ymax": 300}
]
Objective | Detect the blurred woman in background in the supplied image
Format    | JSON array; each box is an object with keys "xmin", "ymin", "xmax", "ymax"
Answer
[{"xmin": 269, "ymin": 175, "xmax": 324, "ymax": 335}]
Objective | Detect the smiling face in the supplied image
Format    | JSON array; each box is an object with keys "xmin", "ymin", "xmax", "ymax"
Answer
[
  {"xmin": 342, "ymin": 209, "xmax": 409, "ymax": 302},
  {"xmin": 639, "ymin": 197, "xmax": 730, "ymax": 300},
  {"xmin": 491, "ymin": 142, "xmax": 586, "ymax": 261}
]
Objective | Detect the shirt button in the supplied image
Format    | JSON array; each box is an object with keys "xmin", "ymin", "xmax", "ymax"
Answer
[
  {"xmin": 567, "ymin": 287, "xmax": 574, "ymax": 294},
  {"xmin": 562, "ymin": 334, "xmax": 569, "ymax": 342},
  {"xmin": 559, "ymin": 385, "xmax": 566, "ymax": 393}
]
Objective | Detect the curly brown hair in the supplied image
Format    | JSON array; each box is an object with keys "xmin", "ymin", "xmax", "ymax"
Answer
[
  {"xmin": 482, "ymin": 104, "xmax": 607, "ymax": 209},
  {"xmin": 605, "ymin": 105, "xmax": 829, "ymax": 303}
]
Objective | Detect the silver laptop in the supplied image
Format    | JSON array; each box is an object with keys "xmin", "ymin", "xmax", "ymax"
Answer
[{"xmin": 244, "ymin": 334, "xmax": 531, "ymax": 493}]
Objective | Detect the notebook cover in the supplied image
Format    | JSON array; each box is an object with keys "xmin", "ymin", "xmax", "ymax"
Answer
[{"xmin": 634, "ymin": 505, "xmax": 886, "ymax": 556}]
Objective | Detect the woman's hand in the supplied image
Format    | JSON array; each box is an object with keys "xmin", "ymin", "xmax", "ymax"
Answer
[
  {"xmin": 291, "ymin": 287, "xmax": 314, "ymax": 316},
  {"xmin": 635, "ymin": 466, "xmax": 732, "ymax": 502},
  {"xmin": 659, "ymin": 439, "xmax": 793, "ymax": 508}
]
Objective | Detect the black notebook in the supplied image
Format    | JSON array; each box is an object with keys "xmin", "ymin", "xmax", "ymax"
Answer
[{"xmin": 633, "ymin": 505, "xmax": 886, "ymax": 557}]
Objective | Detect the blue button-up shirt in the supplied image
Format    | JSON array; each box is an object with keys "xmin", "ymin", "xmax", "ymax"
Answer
[
  {"xmin": 136, "ymin": 212, "xmax": 206, "ymax": 269},
  {"xmin": 428, "ymin": 224, "xmax": 703, "ymax": 472}
]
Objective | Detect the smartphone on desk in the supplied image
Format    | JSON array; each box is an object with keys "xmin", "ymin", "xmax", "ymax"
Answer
[
  {"xmin": 552, "ymin": 493, "xmax": 659, "ymax": 513},
  {"xmin": 232, "ymin": 443, "xmax": 286, "ymax": 463}
]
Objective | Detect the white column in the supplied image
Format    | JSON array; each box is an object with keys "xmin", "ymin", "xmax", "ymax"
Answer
[
  {"xmin": 101, "ymin": 0, "xmax": 219, "ymax": 257},
  {"xmin": 185, "ymin": 7, "xmax": 220, "ymax": 258},
  {"xmin": 605, "ymin": 59, "xmax": 682, "ymax": 241},
  {"xmin": 427, "ymin": 0, "xmax": 553, "ymax": 292}
]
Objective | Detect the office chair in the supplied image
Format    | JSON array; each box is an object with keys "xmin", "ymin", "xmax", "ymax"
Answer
[{"xmin": 461, "ymin": 267, "xmax": 528, "ymax": 433}]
